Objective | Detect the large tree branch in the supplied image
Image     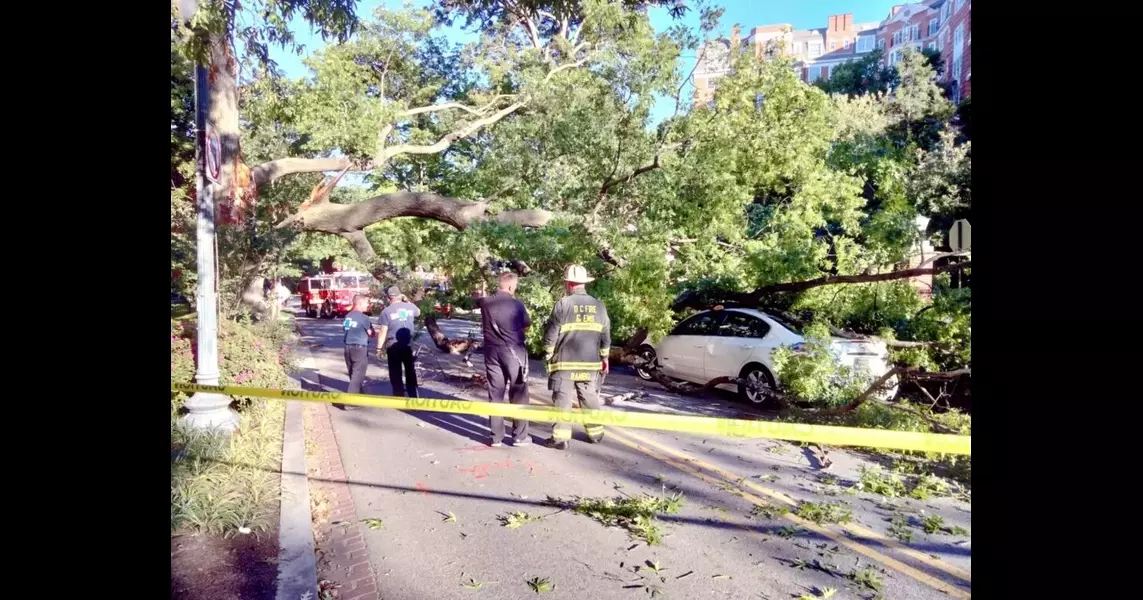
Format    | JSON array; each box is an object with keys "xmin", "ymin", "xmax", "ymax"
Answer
[
  {"xmin": 250, "ymin": 157, "xmax": 371, "ymax": 187},
  {"xmin": 277, "ymin": 191, "xmax": 552, "ymax": 234},
  {"xmin": 377, "ymin": 101, "xmax": 527, "ymax": 163},
  {"xmin": 672, "ymin": 262, "xmax": 972, "ymax": 311}
]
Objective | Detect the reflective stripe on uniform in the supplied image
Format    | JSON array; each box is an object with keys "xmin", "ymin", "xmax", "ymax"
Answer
[
  {"xmin": 585, "ymin": 425, "xmax": 604, "ymax": 435},
  {"xmin": 559, "ymin": 322, "xmax": 604, "ymax": 333},
  {"xmin": 552, "ymin": 427, "xmax": 572, "ymax": 440},
  {"xmin": 548, "ymin": 361, "xmax": 602, "ymax": 371},
  {"xmin": 600, "ymin": 348, "xmax": 609, "ymax": 357}
]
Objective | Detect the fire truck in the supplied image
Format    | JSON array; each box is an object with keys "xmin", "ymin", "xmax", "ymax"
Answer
[{"xmin": 298, "ymin": 270, "xmax": 378, "ymax": 319}]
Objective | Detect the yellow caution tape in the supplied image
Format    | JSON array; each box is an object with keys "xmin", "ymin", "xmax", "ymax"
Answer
[{"xmin": 172, "ymin": 383, "xmax": 970, "ymax": 455}]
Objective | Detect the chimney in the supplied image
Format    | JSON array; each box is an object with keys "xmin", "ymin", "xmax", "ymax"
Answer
[
  {"xmin": 828, "ymin": 15, "xmax": 838, "ymax": 32},
  {"xmin": 843, "ymin": 14, "xmax": 853, "ymax": 31},
  {"xmin": 890, "ymin": 5, "xmax": 903, "ymax": 17},
  {"xmin": 731, "ymin": 23, "xmax": 740, "ymax": 49}
]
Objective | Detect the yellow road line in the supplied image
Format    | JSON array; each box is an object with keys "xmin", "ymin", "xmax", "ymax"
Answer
[
  {"xmin": 613, "ymin": 426, "xmax": 973, "ymax": 585},
  {"xmin": 525, "ymin": 392, "xmax": 969, "ymax": 597},
  {"xmin": 605, "ymin": 428, "xmax": 971, "ymax": 599}
]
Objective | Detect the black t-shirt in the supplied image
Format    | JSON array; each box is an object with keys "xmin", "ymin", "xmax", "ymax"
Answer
[{"xmin": 478, "ymin": 291, "xmax": 530, "ymax": 348}]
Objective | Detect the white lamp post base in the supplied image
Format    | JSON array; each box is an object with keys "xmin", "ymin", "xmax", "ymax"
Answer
[{"xmin": 181, "ymin": 391, "xmax": 239, "ymax": 432}]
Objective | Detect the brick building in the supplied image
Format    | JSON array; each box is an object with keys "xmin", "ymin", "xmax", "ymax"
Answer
[{"xmin": 693, "ymin": 1, "xmax": 971, "ymax": 105}]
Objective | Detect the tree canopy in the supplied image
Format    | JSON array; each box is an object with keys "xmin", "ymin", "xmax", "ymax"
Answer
[{"xmin": 171, "ymin": 1, "xmax": 971, "ymax": 389}]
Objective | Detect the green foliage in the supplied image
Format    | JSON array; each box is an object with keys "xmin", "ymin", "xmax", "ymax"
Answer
[
  {"xmin": 171, "ymin": 316, "xmax": 297, "ymax": 412},
  {"xmin": 772, "ymin": 322, "xmax": 871, "ymax": 407},
  {"xmin": 794, "ymin": 501, "xmax": 853, "ymax": 525},
  {"xmin": 551, "ymin": 491, "xmax": 684, "ymax": 546},
  {"xmin": 815, "ymin": 49, "xmax": 896, "ymax": 97}
]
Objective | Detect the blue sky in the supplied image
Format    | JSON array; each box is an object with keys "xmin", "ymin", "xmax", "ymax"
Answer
[{"xmin": 268, "ymin": 0, "xmax": 901, "ymax": 125}]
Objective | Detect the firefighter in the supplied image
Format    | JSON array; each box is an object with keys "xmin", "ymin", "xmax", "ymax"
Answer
[{"xmin": 542, "ymin": 264, "xmax": 611, "ymax": 450}]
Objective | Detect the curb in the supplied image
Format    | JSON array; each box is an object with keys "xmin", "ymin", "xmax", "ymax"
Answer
[{"xmin": 276, "ymin": 337, "xmax": 321, "ymax": 600}]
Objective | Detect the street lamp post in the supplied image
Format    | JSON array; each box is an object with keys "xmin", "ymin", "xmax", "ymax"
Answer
[{"xmin": 179, "ymin": 0, "xmax": 239, "ymax": 432}]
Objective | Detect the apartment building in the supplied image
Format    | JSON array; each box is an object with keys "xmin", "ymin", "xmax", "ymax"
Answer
[{"xmin": 693, "ymin": 1, "xmax": 971, "ymax": 105}]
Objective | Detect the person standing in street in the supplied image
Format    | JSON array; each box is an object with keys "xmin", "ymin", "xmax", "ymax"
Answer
[
  {"xmin": 376, "ymin": 285, "xmax": 421, "ymax": 397},
  {"xmin": 541, "ymin": 264, "xmax": 611, "ymax": 450},
  {"xmin": 336, "ymin": 294, "xmax": 375, "ymax": 410},
  {"xmin": 478, "ymin": 272, "xmax": 532, "ymax": 447}
]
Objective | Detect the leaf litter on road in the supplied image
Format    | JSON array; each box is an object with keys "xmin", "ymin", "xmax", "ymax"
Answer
[
  {"xmin": 460, "ymin": 577, "xmax": 497, "ymax": 590},
  {"xmin": 526, "ymin": 576, "xmax": 554, "ymax": 593},
  {"xmin": 361, "ymin": 518, "xmax": 384, "ymax": 530}
]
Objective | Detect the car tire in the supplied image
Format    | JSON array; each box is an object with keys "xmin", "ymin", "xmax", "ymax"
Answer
[
  {"xmin": 634, "ymin": 345, "xmax": 657, "ymax": 382},
  {"xmin": 738, "ymin": 363, "xmax": 776, "ymax": 405}
]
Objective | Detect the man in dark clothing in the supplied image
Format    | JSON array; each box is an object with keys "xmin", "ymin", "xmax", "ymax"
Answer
[
  {"xmin": 478, "ymin": 272, "xmax": 532, "ymax": 447},
  {"xmin": 337, "ymin": 294, "xmax": 375, "ymax": 410},
  {"xmin": 377, "ymin": 285, "xmax": 421, "ymax": 397}
]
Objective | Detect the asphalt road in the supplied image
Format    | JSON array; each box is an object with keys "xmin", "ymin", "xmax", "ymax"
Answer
[{"xmin": 295, "ymin": 312, "xmax": 972, "ymax": 600}]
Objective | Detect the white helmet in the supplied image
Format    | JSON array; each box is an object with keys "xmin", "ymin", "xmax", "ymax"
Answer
[{"xmin": 563, "ymin": 264, "xmax": 594, "ymax": 284}]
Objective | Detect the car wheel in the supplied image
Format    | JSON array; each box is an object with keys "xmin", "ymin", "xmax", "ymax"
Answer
[
  {"xmin": 634, "ymin": 346, "xmax": 657, "ymax": 381},
  {"xmin": 738, "ymin": 364, "xmax": 776, "ymax": 404}
]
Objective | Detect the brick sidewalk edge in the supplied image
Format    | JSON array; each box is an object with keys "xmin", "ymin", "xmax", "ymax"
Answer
[{"xmin": 297, "ymin": 319, "xmax": 379, "ymax": 600}]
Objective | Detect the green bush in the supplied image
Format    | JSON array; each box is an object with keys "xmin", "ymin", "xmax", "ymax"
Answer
[
  {"xmin": 171, "ymin": 316, "xmax": 296, "ymax": 410},
  {"xmin": 171, "ymin": 315, "xmax": 295, "ymax": 535}
]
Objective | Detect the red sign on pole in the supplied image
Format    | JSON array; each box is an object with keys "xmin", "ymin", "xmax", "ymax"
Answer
[{"xmin": 205, "ymin": 127, "xmax": 221, "ymax": 184}]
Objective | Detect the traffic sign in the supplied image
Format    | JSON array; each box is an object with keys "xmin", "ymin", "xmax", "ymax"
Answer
[
  {"xmin": 205, "ymin": 127, "xmax": 221, "ymax": 184},
  {"xmin": 949, "ymin": 219, "xmax": 971, "ymax": 252}
]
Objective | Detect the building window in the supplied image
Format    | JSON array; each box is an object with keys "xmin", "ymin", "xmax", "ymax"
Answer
[
  {"xmin": 877, "ymin": 38, "xmax": 885, "ymax": 50},
  {"xmin": 911, "ymin": 24, "xmax": 920, "ymax": 40},
  {"xmin": 843, "ymin": 38, "xmax": 850, "ymax": 50},
  {"xmin": 928, "ymin": 41, "xmax": 937, "ymax": 51},
  {"xmin": 929, "ymin": 18, "xmax": 939, "ymax": 36},
  {"xmin": 944, "ymin": 2, "xmax": 952, "ymax": 20},
  {"xmin": 857, "ymin": 36, "xmax": 872, "ymax": 52},
  {"xmin": 892, "ymin": 31, "xmax": 901, "ymax": 46},
  {"xmin": 791, "ymin": 42, "xmax": 801, "ymax": 54},
  {"xmin": 809, "ymin": 42, "xmax": 822, "ymax": 56},
  {"xmin": 954, "ymin": 24, "xmax": 964, "ymax": 47},
  {"xmin": 809, "ymin": 65, "xmax": 822, "ymax": 81},
  {"xmin": 951, "ymin": 56, "xmax": 961, "ymax": 79},
  {"xmin": 829, "ymin": 40, "xmax": 836, "ymax": 50}
]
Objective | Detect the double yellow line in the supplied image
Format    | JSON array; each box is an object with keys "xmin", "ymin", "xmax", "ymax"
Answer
[{"xmin": 527, "ymin": 393, "xmax": 972, "ymax": 599}]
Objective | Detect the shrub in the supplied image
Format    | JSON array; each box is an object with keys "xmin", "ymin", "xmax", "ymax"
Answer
[{"xmin": 171, "ymin": 316, "xmax": 296, "ymax": 410}]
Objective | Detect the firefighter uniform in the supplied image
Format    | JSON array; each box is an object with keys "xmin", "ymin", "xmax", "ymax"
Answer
[{"xmin": 542, "ymin": 266, "xmax": 611, "ymax": 447}]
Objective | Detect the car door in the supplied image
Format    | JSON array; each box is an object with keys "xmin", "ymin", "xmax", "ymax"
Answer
[
  {"xmin": 705, "ymin": 310, "xmax": 773, "ymax": 380},
  {"xmin": 656, "ymin": 311, "xmax": 725, "ymax": 381}
]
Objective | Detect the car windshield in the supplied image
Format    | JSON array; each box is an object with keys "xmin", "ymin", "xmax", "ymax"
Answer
[
  {"xmin": 310, "ymin": 278, "xmax": 330, "ymax": 290},
  {"xmin": 336, "ymin": 275, "xmax": 363, "ymax": 288},
  {"xmin": 762, "ymin": 311, "xmax": 805, "ymax": 335}
]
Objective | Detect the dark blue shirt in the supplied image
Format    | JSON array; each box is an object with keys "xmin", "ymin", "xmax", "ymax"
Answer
[
  {"xmin": 379, "ymin": 301, "xmax": 420, "ymax": 344},
  {"xmin": 478, "ymin": 291, "xmax": 530, "ymax": 348},
  {"xmin": 342, "ymin": 310, "xmax": 374, "ymax": 346}
]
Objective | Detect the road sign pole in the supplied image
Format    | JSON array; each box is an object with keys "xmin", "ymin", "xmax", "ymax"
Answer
[{"xmin": 182, "ymin": 55, "xmax": 239, "ymax": 433}]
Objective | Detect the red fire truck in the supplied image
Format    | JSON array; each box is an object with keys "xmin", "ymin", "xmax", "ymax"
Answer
[{"xmin": 298, "ymin": 270, "xmax": 377, "ymax": 319}]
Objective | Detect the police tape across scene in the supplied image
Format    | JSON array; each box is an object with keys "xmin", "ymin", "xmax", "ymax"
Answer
[{"xmin": 172, "ymin": 383, "xmax": 971, "ymax": 455}]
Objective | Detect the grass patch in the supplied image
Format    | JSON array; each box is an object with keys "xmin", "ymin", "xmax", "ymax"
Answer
[
  {"xmin": 171, "ymin": 315, "xmax": 295, "ymax": 536},
  {"xmin": 795, "ymin": 501, "xmax": 853, "ymax": 525},
  {"xmin": 547, "ymin": 492, "xmax": 683, "ymax": 546},
  {"xmin": 170, "ymin": 398, "xmax": 284, "ymax": 535}
]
